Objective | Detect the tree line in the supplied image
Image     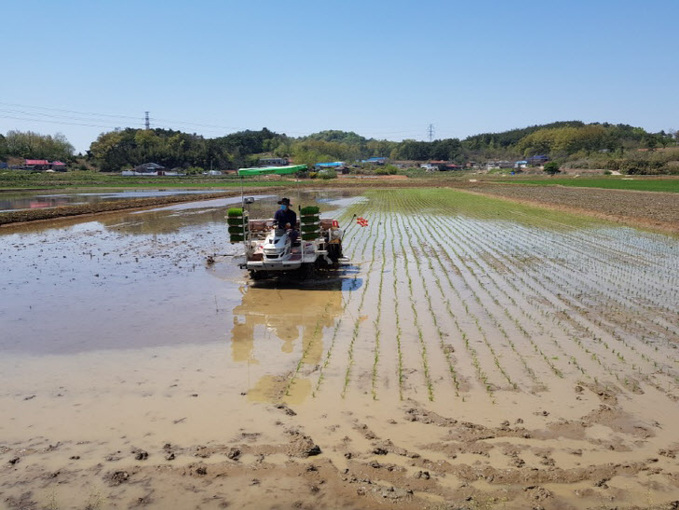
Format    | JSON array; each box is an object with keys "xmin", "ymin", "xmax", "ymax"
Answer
[
  {"xmin": 81, "ymin": 127, "xmax": 469, "ymax": 172},
  {"xmin": 0, "ymin": 130, "xmax": 75, "ymax": 162},
  {"xmin": 3, "ymin": 121, "xmax": 677, "ymax": 174},
  {"xmin": 86, "ymin": 123, "xmax": 675, "ymax": 173}
]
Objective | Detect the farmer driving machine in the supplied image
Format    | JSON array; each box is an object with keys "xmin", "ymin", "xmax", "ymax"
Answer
[{"xmin": 228, "ymin": 165, "xmax": 350, "ymax": 280}]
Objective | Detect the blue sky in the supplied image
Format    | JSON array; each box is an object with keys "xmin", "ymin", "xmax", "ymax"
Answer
[{"xmin": 2, "ymin": 0, "xmax": 678, "ymax": 153}]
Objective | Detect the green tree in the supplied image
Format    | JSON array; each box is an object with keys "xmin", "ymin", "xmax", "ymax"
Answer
[
  {"xmin": 2, "ymin": 130, "xmax": 74, "ymax": 161},
  {"xmin": 543, "ymin": 161, "xmax": 561, "ymax": 175},
  {"xmin": 641, "ymin": 134, "xmax": 658, "ymax": 151},
  {"xmin": 89, "ymin": 129, "xmax": 131, "ymax": 172},
  {"xmin": 0, "ymin": 134, "xmax": 7, "ymax": 160},
  {"xmin": 306, "ymin": 130, "xmax": 367, "ymax": 145}
]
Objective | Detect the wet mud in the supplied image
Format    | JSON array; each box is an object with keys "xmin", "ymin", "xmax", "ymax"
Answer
[{"xmin": 1, "ymin": 189, "xmax": 679, "ymax": 509}]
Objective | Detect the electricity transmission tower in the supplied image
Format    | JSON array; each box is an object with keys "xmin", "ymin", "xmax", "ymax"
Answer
[
  {"xmin": 427, "ymin": 124, "xmax": 435, "ymax": 142},
  {"xmin": 145, "ymin": 111, "xmax": 150, "ymax": 130}
]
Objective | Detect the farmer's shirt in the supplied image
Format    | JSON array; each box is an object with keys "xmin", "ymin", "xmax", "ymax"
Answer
[{"xmin": 274, "ymin": 208, "xmax": 297, "ymax": 229}]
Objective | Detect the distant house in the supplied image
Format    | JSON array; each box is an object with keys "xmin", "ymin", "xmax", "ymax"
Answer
[
  {"xmin": 360, "ymin": 157, "xmax": 387, "ymax": 165},
  {"xmin": 442, "ymin": 163, "xmax": 461, "ymax": 171},
  {"xmin": 315, "ymin": 161, "xmax": 345, "ymax": 169},
  {"xmin": 122, "ymin": 162, "xmax": 182, "ymax": 176},
  {"xmin": 22, "ymin": 159, "xmax": 68, "ymax": 171},
  {"xmin": 134, "ymin": 162, "xmax": 167, "ymax": 175},
  {"xmin": 486, "ymin": 160, "xmax": 513, "ymax": 170},
  {"xmin": 527, "ymin": 155, "xmax": 550, "ymax": 166},
  {"xmin": 258, "ymin": 157, "xmax": 289, "ymax": 167},
  {"xmin": 421, "ymin": 161, "xmax": 459, "ymax": 171},
  {"xmin": 25, "ymin": 159, "xmax": 51, "ymax": 170},
  {"xmin": 51, "ymin": 161, "xmax": 67, "ymax": 171},
  {"xmin": 315, "ymin": 161, "xmax": 348, "ymax": 175},
  {"xmin": 514, "ymin": 160, "xmax": 528, "ymax": 169}
]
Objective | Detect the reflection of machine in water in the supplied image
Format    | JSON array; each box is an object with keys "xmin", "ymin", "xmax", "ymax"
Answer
[{"xmin": 230, "ymin": 282, "xmax": 344, "ymax": 404}]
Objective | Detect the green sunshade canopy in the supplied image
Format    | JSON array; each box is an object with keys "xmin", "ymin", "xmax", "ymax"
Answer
[{"xmin": 237, "ymin": 165, "xmax": 307, "ymax": 176}]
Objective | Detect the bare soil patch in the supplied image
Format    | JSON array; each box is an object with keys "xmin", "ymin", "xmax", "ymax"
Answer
[{"xmin": 458, "ymin": 183, "xmax": 679, "ymax": 234}]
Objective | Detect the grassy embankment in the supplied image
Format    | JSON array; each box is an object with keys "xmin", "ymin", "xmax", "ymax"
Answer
[
  {"xmin": 5, "ymin": 169, "xmax": 678, "ymax": 193},
  {"xmin": 495, "ymin": 176, "xmax": 679, "ymax": 193}
]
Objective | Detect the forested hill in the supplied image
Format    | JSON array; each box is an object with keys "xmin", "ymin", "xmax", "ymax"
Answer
[
  {"xmin": 463, "ymin": 121, "xmax": 586, "ymax": 151},
  {"xmin": 3, "ymin": 121, "xmax": 677, "ymax": 173},
  {"xmin": 462, "ymin": 122, "xmax": 676, "ymax": 159}
]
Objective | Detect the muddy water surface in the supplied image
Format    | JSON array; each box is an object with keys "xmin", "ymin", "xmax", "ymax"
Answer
[
  {"xmin": 2, "ymin": 188, "xmax": 679, "ymax": 509},
  {"xmin": 0, "ymin": 189, "xmax": 232, "ymax": 212}
]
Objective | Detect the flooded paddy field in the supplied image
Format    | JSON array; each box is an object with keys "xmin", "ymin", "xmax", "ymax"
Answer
[
  {"xmin": 0, "ymin": 189, "xmax": 234, "ymax": 213},
  {"xmin": 1, "ymin": 188, "xmax": 678, "ymax": 509}
]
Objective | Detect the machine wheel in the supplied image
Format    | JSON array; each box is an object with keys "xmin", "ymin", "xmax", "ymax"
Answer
[
  {"xmin": 250, "ymin": 270, "xmax": 269, "ymax": 281},
  {"xmin": 299, "ymin": 263, "xmax": 316, "ymax": 280},
  {"xmin": 327, "ymin": 243, "xmax": 342, "ymax": 264}
]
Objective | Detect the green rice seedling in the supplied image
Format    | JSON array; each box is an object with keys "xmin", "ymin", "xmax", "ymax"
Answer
[
  {"xmin": 419, "ymin": 214, "xmax": 549, "ymax": 385},
  {"xmin": 371, "ymin": 235, "xmax": 387, "ymax": 400},
  {"xmin": 399, "ymin": 227, "xmax": 494, "ymax": 398},
  {"xmin": 441, "ymin": 214, "xmax": 624, "ymax": 382},
  {"xmin": 299, "ymin": 205, "xmax": 320, "ymax": 215},
  {"xmin": 362, "ymin": 189, "xmax": 679, "ymax": 402},
  {"xmin": 341, "ymin": 212, "xmax": 379, "ymax": 399},
  {"xmin": 390, "ymin": 230, "xmax": 405, "ymax": 400},
  {"xmin": 395, "ymin": 212, "xmax": 434, "ymax": 401}
]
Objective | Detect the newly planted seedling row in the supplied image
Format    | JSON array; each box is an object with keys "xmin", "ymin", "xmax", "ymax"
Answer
[{"xmin": 298, "ymin": 189, "xmax": 678, "ymax": 405}]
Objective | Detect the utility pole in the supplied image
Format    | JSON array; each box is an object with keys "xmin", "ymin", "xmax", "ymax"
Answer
[
  {"xmin": 427, "ymin": 124, "xmax": 435, "ymax": 142},
  {"xmin": 145, "ymin": 111, "xmax": 150, "ymax": 130}
]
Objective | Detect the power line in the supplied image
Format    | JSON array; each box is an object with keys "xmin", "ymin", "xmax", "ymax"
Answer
[
  {"xmin": 0, "ymin": 101, "xmax": 245, "ymax": 133},
  {"xmin": 0, "ymin": 113, "xmax": 121, "ymax": 130},
  {"xmin": 0, "ymin": 101, "xmax": 142, "ymax": 121},
  {"xmin": 0, "ymin": 101, "xmax": 442, "ymax": 140}
]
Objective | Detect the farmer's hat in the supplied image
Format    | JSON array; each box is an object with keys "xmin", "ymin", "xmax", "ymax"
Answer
[{"xmin": 277, "ymin": 197, "xmax": 291, "ymax": 205}]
